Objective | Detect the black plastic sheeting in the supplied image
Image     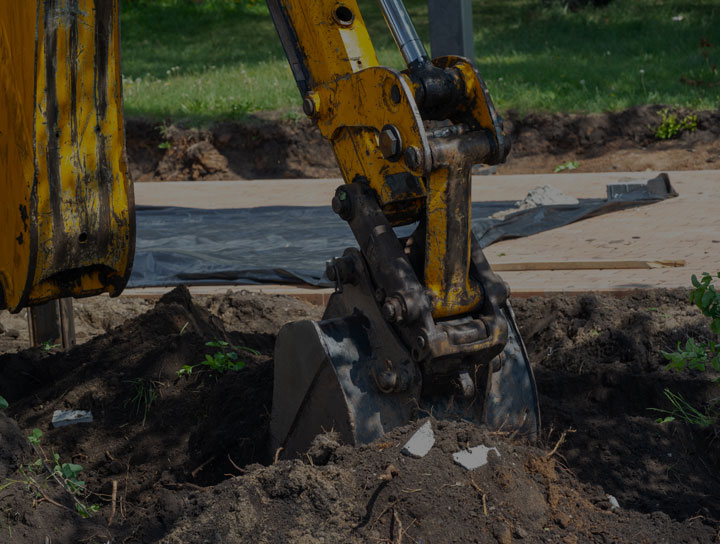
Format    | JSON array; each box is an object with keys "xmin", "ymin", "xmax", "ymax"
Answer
[{"xmin": 128, "ymin": 175, "xmax": 676, "ymax": 288}]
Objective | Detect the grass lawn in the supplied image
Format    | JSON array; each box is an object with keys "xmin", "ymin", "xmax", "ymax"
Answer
[{"xmin": 120, "ymin": 0, "xmax": 720, "ymax": 123}]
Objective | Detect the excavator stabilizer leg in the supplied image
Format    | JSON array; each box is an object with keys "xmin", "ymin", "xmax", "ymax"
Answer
[{"xmin": 0, "ymin": 0, "xmax": 134, "ymax": 313}]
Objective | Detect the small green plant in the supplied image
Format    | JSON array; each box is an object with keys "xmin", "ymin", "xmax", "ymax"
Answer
[
  {"xmin": 653, "ymin": 273, "xmax": 720, "ymax": 427},
  {"xmin": 554, "ymin": 160, "xmax": 579, "ymax": 173},
  {"xmin": 27, "ymin": 428, "xmax": 43, "ymax": 446},
  {"xmin": 651, "ymin": 389, "xmax": 716, "ymax": 427},
  {"xmin": 0, "ymin": 429, "xmax": 100, "ymax": 518},
  {"xmin": 177, "ymin": 340, "xmax": 259, "ymax": 377},
  {"xmin": 0, "ymin": 396, "xmax": 7, "ymax": 410},
  {"xmin": 653, "ymin": 109, "xmax": 698, "ymax": 140},
  {"xmin": 125, "ymin": 378, "xmax": 160, "ymax": 427},
  {"xmin": 158, "ymin": 141, "xmax": 172, "ymax": 150},
  {"xmin": 663, "ymin": 273, "xmax": 720, "ymax": 377},
  {"xmin": 40, "ymin": 340, "xmax": 60, "ymax": 352}
]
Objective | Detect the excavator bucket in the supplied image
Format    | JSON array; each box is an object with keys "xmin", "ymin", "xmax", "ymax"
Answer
[
  {"xmin": 270, "ymin": 249, "xmax": 540, "ymax": 459},
  {"xmin": 0, "ymin": 0, "xmax": 133, "ymax": 313}
]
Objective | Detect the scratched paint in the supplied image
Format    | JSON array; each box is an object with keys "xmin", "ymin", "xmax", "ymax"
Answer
[{"xmin": 0, "ymin": 0, "xmax": 134, "ymax": 312}]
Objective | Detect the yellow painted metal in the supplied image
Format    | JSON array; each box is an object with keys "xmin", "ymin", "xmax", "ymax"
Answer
[
  {"xmin": 313, "ymin": 67, "xmax": 428, "ymax": 211},
  {"xmin": 0, "ymin": 0, "xmax": 134, "ymax": 313},
  {"xmin": 278, "ymin": 0, "xmax": 502, "ymax": 320},
  {"xmin": 282, "ymin": 0, "xmax": 379, "ymax": 84},
  {"xmin": 279, "ymin": 1, "xmax": 426, "ymax": 212},
  {"xmin": 424, "ymin": 168, "xmax": 481, "ymax": 318}
]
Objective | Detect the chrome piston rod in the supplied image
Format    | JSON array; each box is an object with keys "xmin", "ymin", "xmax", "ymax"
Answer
[{"xmin": 376, "ymin": 0, "xmax": 429, "ymax": 68}]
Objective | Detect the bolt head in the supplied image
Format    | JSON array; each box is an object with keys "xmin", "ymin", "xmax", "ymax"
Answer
[
  {"xmin": 379, "ymin": 125, "xmax": 402, "ymax": 160},
  {"xmin": 302, "ymin": 96, "xmax": 316, "ymax": 117},
  {"xmin": 382, "ymin": 301, "xmax": 397, "ymax": 321},
  {"xmin": 377, "ymin": 371, "xmax": 398, "ymax": 392},
  {"xmin": 374, "ymin": 288, "xmax": 386, "ymax": 303},
  {"xmin": 404, "ymin": 146, "xmax": 422, "ymax": 170}
]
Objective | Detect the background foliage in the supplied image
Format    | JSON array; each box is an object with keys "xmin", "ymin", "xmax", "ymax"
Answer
[{"xmin": 119, "ymin": 0, "xmax": 720, "ymax": 122}]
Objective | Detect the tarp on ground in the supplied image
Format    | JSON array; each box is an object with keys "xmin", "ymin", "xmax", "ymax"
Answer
[{"xmin": 128, "ymin": 174, "xmax": 676, "ymax": 288}]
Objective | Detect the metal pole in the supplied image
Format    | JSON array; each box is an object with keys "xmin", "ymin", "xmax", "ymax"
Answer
[{"xmin": 428, "ymin": 0, "xmax": 475, "ymax": 64}]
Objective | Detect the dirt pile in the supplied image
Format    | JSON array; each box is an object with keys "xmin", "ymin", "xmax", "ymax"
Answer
[
  {"xmin": 125, "ymin": 106, "xmax": 720, "ymax": 181},
  {"xmin": 0, "ymin": 288, "xmax": 718, "ymax": 543},
  {"xmin": 161, "ymin": 419, "xmax": 715, "ymax": 544}
]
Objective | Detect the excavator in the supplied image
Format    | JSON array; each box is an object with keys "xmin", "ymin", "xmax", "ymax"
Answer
[{"xmin": 1, "ymin": 0, "xmax": 539, "ymax": 458}]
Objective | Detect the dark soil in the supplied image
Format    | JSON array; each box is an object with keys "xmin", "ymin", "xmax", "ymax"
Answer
[
  {"xmin": 1, "ymin": 287, "xmax": 719, "ymax": 543},
  {"xmin": 125, "ymin": 106, "xmax": 720, "ymax": 181}
]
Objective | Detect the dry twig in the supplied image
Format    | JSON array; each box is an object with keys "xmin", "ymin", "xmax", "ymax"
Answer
[
  {"xmin": 191, "ymin": 455, "xmax": 216, "ymax": 479},
  {"xmin": 392, "ymin": 508, "xmax": 403, "ymax": 544},
  {"xmin": 469, "ymin": 475, "xmax": 488, "ymax": 516},
  {"xmin": 227, "ymin": 453, "xmax": 246, "ymax": 474},
  {"xmin": 108, "ymin": 480, "xmax": 118, "ymax": 526},
  {"xmin": 545, "ymin": 428, "xmax": 575, "ymax": 460},
  {"xmin": 273, "ymin": 447, "xmax": 284, "ymax": 464}
]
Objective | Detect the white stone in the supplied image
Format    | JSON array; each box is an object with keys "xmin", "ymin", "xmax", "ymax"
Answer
[
  {"xmin": 52, "ymin": 410, "xmax": 93, "ymax": 428},
  {"xmin": 452, "ymin": 445, "xmax": 500, "ymax": 470},
  {"xmin": 607, "ymin": 494, "xmax": 620, "ymax": 509},
  {"xmin": 401, "ymin": 420, "xmax": 435, "ymax": 458}
]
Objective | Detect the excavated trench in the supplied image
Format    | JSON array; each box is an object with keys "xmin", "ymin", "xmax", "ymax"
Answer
[{"xmin": 0, "ymin": 286, "xmax": 718, "ymax": 542}]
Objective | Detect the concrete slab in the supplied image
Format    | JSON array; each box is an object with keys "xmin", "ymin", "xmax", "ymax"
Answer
[
  {"xmin": 401, "ymin": 420, "xmax": 435, "ymax": 458},
  {"xmin": 452, "ymin": 445, "xmax": 501, "ymax": 470}
]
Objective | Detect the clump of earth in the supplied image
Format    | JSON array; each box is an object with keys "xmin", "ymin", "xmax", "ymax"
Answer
[{"xmin": 0, "ymin": 287, "xmax": 718, "ymax": 542}]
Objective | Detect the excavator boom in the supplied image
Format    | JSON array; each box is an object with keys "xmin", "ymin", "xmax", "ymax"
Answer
[{"xmin": 267, "ymin": 0, "xmax": 539, "ymax": 457}]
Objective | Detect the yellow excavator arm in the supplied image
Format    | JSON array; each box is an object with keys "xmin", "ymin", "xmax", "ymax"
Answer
[
  {"xmin": 268, "ymin": 0, "xmax": 539, "ymax": 457},
  {"xmin": 0, "ymin": 0, "xmax": 134, "ymax": 313}
]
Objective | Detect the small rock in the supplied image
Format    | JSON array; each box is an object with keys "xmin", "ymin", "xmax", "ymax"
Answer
[
  {"xmin": 401, "ymin": 420, "xmax": 435, "ymax": 458},
  {"xmin": 6, "ymin": 329, "xmax": 20, "ymax": 339},
  {"xmin": 492, "ymin": 522, "xmax": 512, "ymax": 544},
  {"xmin": 607, "ymin": 494, "xmax": 620, "ymax": 509},
  {"xmin": 555, "ymin": 511, "xmax": 571, "ymax": 528},
  {"xmin": 51, "ymin": 409, "xmax": 93, "ymax": 428},
  {"xmin": 452, "ymin": 444, "xmax": 500, "ymax": 470},
  {"xmin": 514, "ymin": 525, "xmax": 529, "ymax": 539}
]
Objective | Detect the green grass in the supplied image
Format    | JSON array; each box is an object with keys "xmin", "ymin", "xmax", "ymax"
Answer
[{"xmin": 120, "ymin": 0, "xmax": 720, "ymax": 124}]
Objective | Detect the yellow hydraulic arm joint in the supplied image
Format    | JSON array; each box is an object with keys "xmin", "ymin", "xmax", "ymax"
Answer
[
  {"xmin": 0, "ymin": 0, "xmax": 134, "ymax": 313},
  {"xmin": 268, "ymin": 0, "xmax": 508, "ymax": 320}
]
